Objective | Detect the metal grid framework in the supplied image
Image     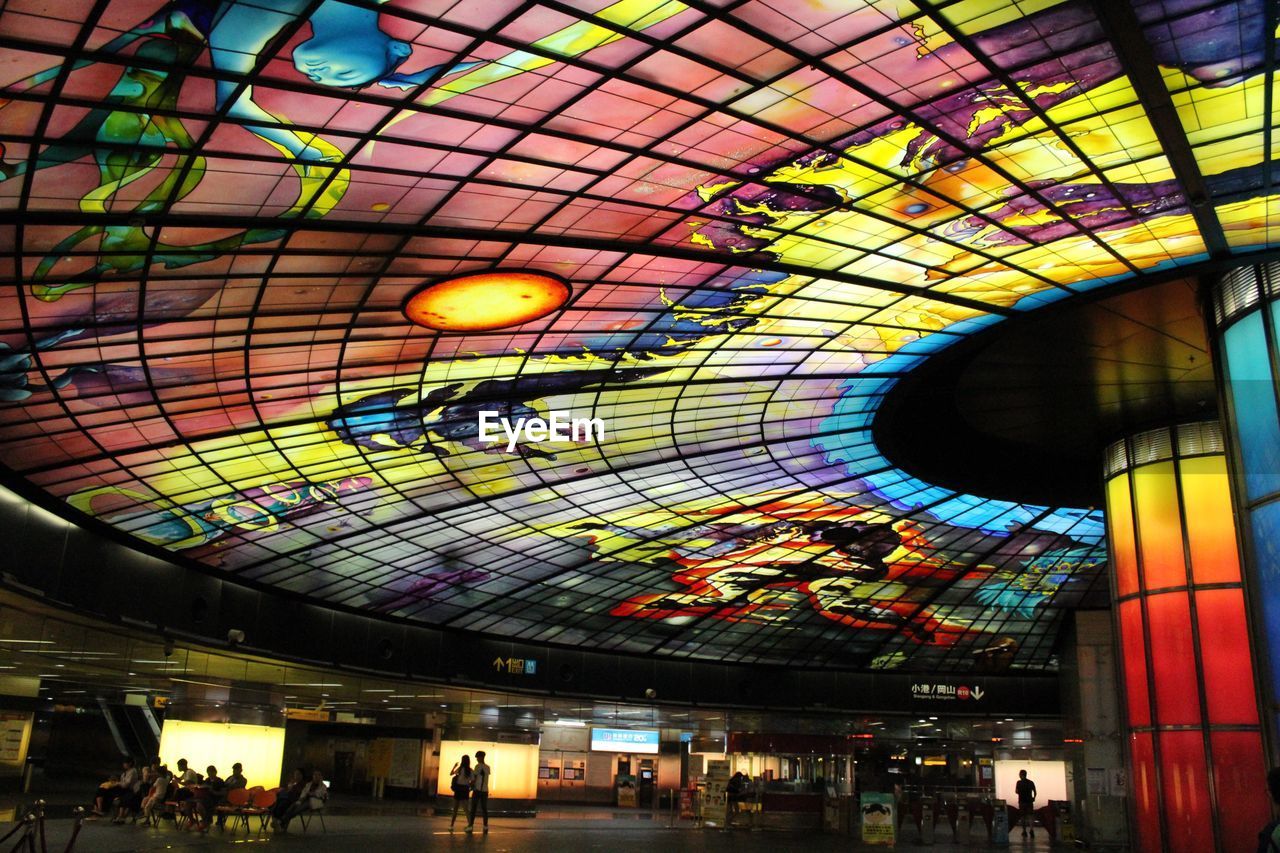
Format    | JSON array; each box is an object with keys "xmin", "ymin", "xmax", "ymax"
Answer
[{"xmin": 0, "ymin": 0, "xmax": 1273, "ymax": 672}]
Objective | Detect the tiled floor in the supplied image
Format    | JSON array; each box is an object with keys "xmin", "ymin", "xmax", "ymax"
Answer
[{"xmin": 17, "ymin": 808, "xmax": 1063, "ymax": 852}]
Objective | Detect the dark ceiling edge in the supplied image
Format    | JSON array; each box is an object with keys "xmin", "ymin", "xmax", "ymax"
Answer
[{"xmin": 872, "ymin": 249, "xmax": 1280, "ymax": 507}]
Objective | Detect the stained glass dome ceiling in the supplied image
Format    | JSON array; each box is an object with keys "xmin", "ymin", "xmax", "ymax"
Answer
[{"xmin": 0, "ymin": 0, "xmax": 1272, "ymax": 672}]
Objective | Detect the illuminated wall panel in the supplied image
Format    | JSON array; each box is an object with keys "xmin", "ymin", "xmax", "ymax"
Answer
[
  {"xmin": 1103, "ymin": 423, "xmax": 1268, "ymax": 853},
  {"xmin": 437, "ymin": 741, "xmax": 538, "ymax": 800},
  {"xmin": 157, "ymin": 719, "xmax": 285, "ymax": 790}
]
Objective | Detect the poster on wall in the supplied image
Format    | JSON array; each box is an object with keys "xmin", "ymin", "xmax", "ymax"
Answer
[
  {"xmin": 0, "ymin": 714, "xmax": 29, "ymax": 766},
  {"xmin": 387, "ymin": 738, "xmax": 422, "ymax": 788},
  {"xmin": 860, "ymin": 792, "xmax": 896, "ymax": 845},
  {"xmin": 369, "ymin": 738, "xmax": 393, "ymax": 779},
  {"xmin": 703, "ymin": 759, "xmax": 730, "ymax": 826}
]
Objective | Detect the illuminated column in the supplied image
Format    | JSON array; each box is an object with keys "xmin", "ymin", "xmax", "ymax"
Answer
[
  {"xmin": 1103, "ymin": 422, "xmax": 1268, "ymax": 853},
  {"xmin": 1209, "ymin": 263, "xmax": 1280, "ymax": 750}
]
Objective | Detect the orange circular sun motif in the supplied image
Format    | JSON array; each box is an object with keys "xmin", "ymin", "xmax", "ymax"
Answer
[{"xmin": 404, "ymin": 271, "xmax": 571, "ymax": 332}]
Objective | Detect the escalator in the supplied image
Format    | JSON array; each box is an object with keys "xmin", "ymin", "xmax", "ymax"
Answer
[{"xmin": 97, "ymin": 700, "xmax": 160, "ymax": 764}]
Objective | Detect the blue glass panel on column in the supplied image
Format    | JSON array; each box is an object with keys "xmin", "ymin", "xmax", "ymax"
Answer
[
  {"xmin": 1249, "ymin": 499, "xmax": 1280, "ymax": 730},
  {"xmin": 1223, "ymin": 313, "xmax": 1280, "ymax": 500}
]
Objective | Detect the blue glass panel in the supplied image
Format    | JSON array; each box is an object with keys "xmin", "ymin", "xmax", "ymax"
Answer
[
  {"xmin": 1248, "ymin": 500, "xmax": 1280, "ymax": 719},
  {"xmin": 1223, "ymin": 312, "xmax": 1280, "ymax": 500}
]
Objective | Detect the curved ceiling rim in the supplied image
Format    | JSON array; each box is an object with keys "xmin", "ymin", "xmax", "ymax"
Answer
[
  {"xmin": 0, "ymin": 250, "xmax": 1247, "ymax": 670},
  {"xmin": 0, "ymin": 466, "xmax": 1067, "ymax": 688}
]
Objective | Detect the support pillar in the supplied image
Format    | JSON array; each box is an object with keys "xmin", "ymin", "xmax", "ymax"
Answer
[
  {"xmin": 1209, "ymin": 263, "xmax": 1280, "ymax": 751},
  {"xmin": 1102, "ymin": 422, "xmax": 1269, "ymax": 853}
]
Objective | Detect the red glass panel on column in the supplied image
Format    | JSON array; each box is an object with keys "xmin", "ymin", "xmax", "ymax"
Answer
[
  {"xmin": 1133, "ymin": 462, "xmax": 1188, "ymax": 590},
  {"xmin": 1196, "ymin": 588, "xmax": 1260, "ymax": 725},
  {"xmin": 1210, "ymin": 730, "xmax": 1269, "ymax": 853},
  {"xmin": 1119, "ymin": 599, "xmax": 1151, "ymax": 726},
  {"xmin": 1145, "ymin": 592, "xmax": 1202, "ymax": 725},
  {"xmin": 1159, "ymin": 731, "xmax": 1214, "ymax": 853},
  {"xmin": 1130, "ymin": 732, "xmax": 1162, "ymax": 853}
]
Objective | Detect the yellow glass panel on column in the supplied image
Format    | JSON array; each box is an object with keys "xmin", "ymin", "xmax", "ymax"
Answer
[
  {"xmin": 1179, "ymin": 455, "xmax": 1242, "ymax": 585},
  {"xmin": 1133, "ymin": 462, "xmax": 1188, "ymax": 589},
  {"xmin": 1107, "ymin": 473, "xmax": 1140, "ymax": 597}
]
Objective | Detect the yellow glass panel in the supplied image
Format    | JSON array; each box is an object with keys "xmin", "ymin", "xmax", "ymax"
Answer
[
  {"xmin": 1106, "ymin": 473, "xmax": 1140, "ymax": 597},
  {"xmin": 1178, "ymin": 455, "xmax": 1242, "ymax": 585},
  {"xmin": 1133, "ymin": 462, "xmax": 1188, "ymax": 590}
]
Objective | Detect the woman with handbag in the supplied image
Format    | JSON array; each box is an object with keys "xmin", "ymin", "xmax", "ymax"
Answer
[{"xmin": 448, "ymin": 755, "xmax": 473, "ymax": 829}]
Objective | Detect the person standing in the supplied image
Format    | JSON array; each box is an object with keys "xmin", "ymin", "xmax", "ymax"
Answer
[
  {"xmin": 448, "ymin": 755, "xmax": 473, "ymax": 830},
  {"xmin": 1259, "ymin": 767, "xmax": 1280, "ymax": 852},
  {"xmin": 1015, "ymin": 769, "xmax": 1037, "ymax": 838},
  {"xmin": 466, "ymin": 751, "xmax": 490, "ymax": 832}
]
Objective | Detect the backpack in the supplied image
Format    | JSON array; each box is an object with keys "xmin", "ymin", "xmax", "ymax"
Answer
[{"xmin": 451, "ymin": 768, "xmax": 472, "ymax": 795}]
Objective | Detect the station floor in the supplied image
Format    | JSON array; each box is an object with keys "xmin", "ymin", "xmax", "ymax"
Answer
[{"xmin": 13, "ymin": 806, "xmax": 1062, "ymax": 852}]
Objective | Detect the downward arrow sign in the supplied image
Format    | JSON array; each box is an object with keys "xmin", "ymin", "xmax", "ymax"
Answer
[{"xmin": 971, "ymin": 686, "xmax": 985, "ymax": 701}]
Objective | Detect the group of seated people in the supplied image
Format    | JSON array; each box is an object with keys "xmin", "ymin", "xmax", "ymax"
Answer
[
  {"xmin": 270, "ymin": 768, "xmax": 330, "ymax": 832},
  {"xmin": 92, "ymin": 756, "xmax": 248, "ymax": 830},
  {"xmin": 90, "ymin": 758, "xmax": 328, "ymax": 832}
]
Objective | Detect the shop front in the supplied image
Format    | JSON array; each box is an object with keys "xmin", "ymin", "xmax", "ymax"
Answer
[{"xmin": 537, "ymin": 723, "xmax": 680, "ymax": 806}]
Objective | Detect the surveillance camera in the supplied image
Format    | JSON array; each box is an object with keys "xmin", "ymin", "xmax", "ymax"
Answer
[
  {"xmin": 644, "ymin": 687, "xmax": 657, "ymax": 700},
  {"xmin": 226, "ymin": 629, "xmax": 246, "ymax": 646}
]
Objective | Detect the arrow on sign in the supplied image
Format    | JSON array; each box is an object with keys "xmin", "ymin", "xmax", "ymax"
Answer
[
  {"xmin": 492, "ymin": 657, "xmax": 505, "ymax": 672},
  {"xmin": 971, "ymin": 686, "xmax": 985, "ymax": 701}
]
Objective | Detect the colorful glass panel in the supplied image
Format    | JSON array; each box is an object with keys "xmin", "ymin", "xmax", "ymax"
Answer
[{"xmin": 0, "ymin": 0, "xmax": 1273, "ymax": 672}]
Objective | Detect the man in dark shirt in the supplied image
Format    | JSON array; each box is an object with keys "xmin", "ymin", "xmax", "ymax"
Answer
[
  {"xmin": 215, "ymin": 763, "xmax": 246, "ymax": 829},
  {"xmin": 1015, "ymin": 770, "xmax": 1037, "ymax": 838},
  {"xmin": 195, "ymin": 765, "xmax": 225, "ymax": 830}
]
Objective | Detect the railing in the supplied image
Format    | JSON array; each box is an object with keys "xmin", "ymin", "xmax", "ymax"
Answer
[{"xmin": 0, "ymin": 802, "xmax": 86, "ymax": 853}]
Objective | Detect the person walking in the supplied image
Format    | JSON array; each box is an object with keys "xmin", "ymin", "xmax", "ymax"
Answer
[
  {"xmin": 1015, "ymin": 769, "xmax": 1037, "ymax": 838},
  {"xmin": 448, "ymin": 755, "xmax": 473, "ymax": 830},
  {"xmin": 466, "ymin": 751, "xmax": 490, "ymax": 833}
]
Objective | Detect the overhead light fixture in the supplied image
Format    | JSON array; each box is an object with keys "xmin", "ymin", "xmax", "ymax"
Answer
[{"xmin": 554, "ymin": 719, "xmax": 587, "ymax": 727}]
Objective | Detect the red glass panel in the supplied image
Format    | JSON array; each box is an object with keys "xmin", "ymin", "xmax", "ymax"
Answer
[
  {"xmin": 1130, "ymin": 732, "xmax": 1162, "ymax": 853},
  {"xmin": 1179, "ymin": 456, "xmax": 1242, "ymax": 585},
  {"xmin": 1106, "ymin": 474, "xmax": 1141, "ymax": 596},
  {"xmin": 1210, "ymin": 731, "xmax": 1270, "ymax": 853},
  {"xmin": 1159, "ymin": 731, "xmax": 1214, "ymax": 853},
  {"xmin": 1119, "ymin": 599, "xmax": 1151, "ymax": 726},
  {"xmin": 1134, "ymin": 462, "xmax": 1189, "ymax": 590},
  {"xmin": 1196, "ymin": 588, "xmax": 1259, "ymax": 725},
  {"xmin": 1146, "ymin": 592, "xmax": 1202, "ymax": 725}
]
